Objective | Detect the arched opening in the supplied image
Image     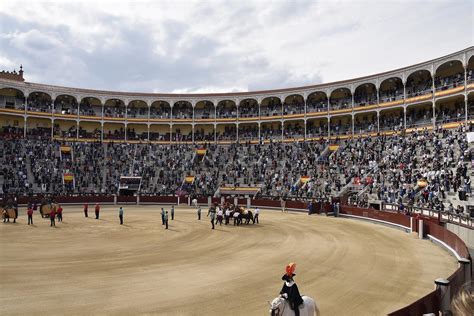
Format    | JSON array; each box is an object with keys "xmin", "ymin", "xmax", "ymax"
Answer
[
  {"xmin": 468, "ymin": 55, "xmax": 474, "ymax": 84},
  {"xmin": 307, "ymin": 91, "xmax": 328, "ymax": 113},
  {"xmin": 306, "ymin": 118, "xmax": 328, "ymax": 138},
  {"xmin": 406, "ymin": 70, "xmax": 432, "ymax": 97},
  {"xmin": 53, "ymin": 119, "xmax": 77, "ymax": 139},
  {"xmin": 172, "ymin": 124, "xmax": 192, "ymax": 142},
  {"xmin": 26, "ymin": 117, "xmax": 51, "ymax": 139},
  {"xmin": 0, "ymin": 87, "xmax": 25, "ymax": 110},
  {"xmin": 379, "ymin": 77, "xmax": 404, "ymax": 103},
  {"xmin": 283, "ymin": 94, "xmax": 305, "ymax": 115},
  {"xmin": 194, "ymin": 124, "xmax": 215, "ymax": 142},
  {"xmin": 283, "ymin": 120, "xmax": 304, "ymax": 140},
  {"xmin": 435, "ymin": 60, "xmax": 465, "ymax": 91},
  {"xmin": 239, "ymin": 98, "xmax": 259, "ymax": 118},
  {"xmin": 104, "ymin": 99, "xmax": 126, "ymax": 118},
  {"xmin": 329, "ymin": 88, "xmax": 351, "ymax": 111},
  {"xmin": 216, "ymin": 100, "xmax": 237, "ymax": 119},
  {"xmin": 238, "ymin": 123, "xmax": 258, "ymax": 141},
  {"xmin": 150, "ymin": 101, "xmax": 171, "ymax": 119},
  {"xmin": 354, "ymin": 112, "xmax": 377, "ymax": 134},
  {"xmin": 216, "ymin": 123, "xmax": 237, "ymax": 141},
  {"xmin": 0, "ymin": 114, "xmax": 24, "ymax": 139},
  {"xmin": 195, "ymin": 100, "xmax": 215, "ymax": 119},
  {"xmin": 354, "ymin": 83, "xmax": 377, "ymax": 107},
  {"xmin": 435, "ymin": 96, "xmax": 465, "ymax": 124},
  {"xmin": 103, "ymin": 122, "xmax": 125, "ymax": 140},
  {"xmin": 149, "ymin": 124, "xmax": 170, "ymax": 141},
  {"xmin": 27, "ymin": 91, "xmax": 53, "ymax": 113},
  {"xmin": 379, "ymin": 108, "xmax": 404, "ymax": 132},
  {"xmin": 469, "ymin": 93, "xmax": 474, "ymax": 119},
  {"xmin": 127, "ymin": 123, "xmax": 148, "ymax": 140},
  {"xmin": 78, "ymin": 121, "xmax": 101, "ymax": 140},
  {"xmin": 127, "ymin": 100, "xmax": 148, "ymax": 119},
  {"xmin": 260, "ymin": 97, "xmax": 282, "ymax": 117},
  {"xmin": 260, "ymin": 122, "xmax": 282, "ymax": 141},
  {"xmin": 54, "ymin": 95, "xmax": 78, "ymax": 115},
  {"xmin": 173, "ymin": 101, "xmax": 193, "ymax": 119},
  {"xmin": 406, "ymin": 102, "xmax": 432, "ymax": 128},
  {"xmin": 330, "ymin": 115, "xmax": 351, "ymax": 136},
  {"xmin": 79, "ymin": 97, "xmax": 102, "ymax": 117}
]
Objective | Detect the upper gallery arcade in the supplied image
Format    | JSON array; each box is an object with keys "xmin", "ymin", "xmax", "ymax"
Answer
[{"xmin": 0, "ymin": 47, "xmax": 473, "ymax": 143}]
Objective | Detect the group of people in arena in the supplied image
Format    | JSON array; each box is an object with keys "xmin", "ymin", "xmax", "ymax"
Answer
[
  {"xmin": 1, "ymin": 197, "xmax": 262, "ymax": 232},
  {"xmin": 205, "ymin": 202, "xmax": 260, "ymax": 229},
  {"xmin": 0, "ymin": 122, "xmax": 472, "ymax": 218}
]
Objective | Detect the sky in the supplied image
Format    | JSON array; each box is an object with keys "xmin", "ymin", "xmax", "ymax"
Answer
[{"xmin": 0, "ymin": 0, "xmax": 472, "ymax": 94}]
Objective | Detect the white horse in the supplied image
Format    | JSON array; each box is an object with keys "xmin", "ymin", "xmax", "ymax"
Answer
[{"xmin": 269, "ymin": 295, "xmax": 320, "ymax": 316}]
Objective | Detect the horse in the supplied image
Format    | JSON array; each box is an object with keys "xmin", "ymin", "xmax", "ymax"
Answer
[
  {"xmin": 240, "ymin": 210, "xmax": 255, "ymax": 224},
  {"xmin": 40, "ymin": 203, "xmax": 58, "ymax": 218},
  {"xmin": 2, "ymin": 207, "xmax": 16, "ymax": 223},
  {"xmin": 269, "ymin": 295, "xmax": 320, "ymax": 316}
]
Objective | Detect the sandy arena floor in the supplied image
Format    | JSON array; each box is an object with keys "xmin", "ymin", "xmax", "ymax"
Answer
[{"xmin": 0, "ymin": 205, "xmax": 457, "ymax": 315}]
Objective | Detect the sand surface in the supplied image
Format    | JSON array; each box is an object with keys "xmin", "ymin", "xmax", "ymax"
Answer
[{"xmin": 0, "ymin": 205, "xmax": 457, "ymax": 315}]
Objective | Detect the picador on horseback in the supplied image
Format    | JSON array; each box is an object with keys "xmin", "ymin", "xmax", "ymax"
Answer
[{"xmin": 279, "ymin": 263, "xmax": 304, "ymax": 316}]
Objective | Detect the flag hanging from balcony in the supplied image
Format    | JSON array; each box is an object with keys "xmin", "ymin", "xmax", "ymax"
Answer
[
  {"xmin": 60, "ymin": 145, "xmax": 71, "ymax": 153},
  {"xmin": 417, "ymin": 179, "xmax": 428, "ymax": 188},
  {"xmin": 196, "ymin": 148, "xmax": 207, "ymax": 155},
  {"xmin": 300, "ymin": 176, "xmax": 311, "ymax": 184},
  {"xmin": 185, "ymin": 176, "xmax": 195, "ymax": 184},
  {"xmin": 63, "ymin": 173, "xmax": 74, "ymax": 182}
]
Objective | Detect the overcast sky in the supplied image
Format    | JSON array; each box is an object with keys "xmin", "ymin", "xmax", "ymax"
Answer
[{"xmin": 0, "ymin": 0, "xmax": 472, "ymax": 94}]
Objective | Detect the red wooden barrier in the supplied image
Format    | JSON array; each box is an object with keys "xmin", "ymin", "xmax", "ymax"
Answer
[
  {"xmin": 424, "ymin": 221, "xmax": 470, "ymax": 259},
  {"xmin": 197, "ymin": 197, "xmax": 208, "ymax": 204},
  {"xmin": 140, "ymin": 196, "xmax": 178, "ymax": 204},
  {"xmin": 250, "ymin": 199, "xmax": 280, "ymax": 208},
  {"xmin": 388, "ymin": 289, "xmax": 440, "ymax": 316},
  {"xmin": 341, "ymin": 206, "xmax": 411, "ymax": 228},
  {"xmin": 117, "ymin": 196, "xmax": 136, "ymax": 203}
]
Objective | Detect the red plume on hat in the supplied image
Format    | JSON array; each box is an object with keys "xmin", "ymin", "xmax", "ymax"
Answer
[{"xmin": 286, "ymin": 262, "xmax": 296, "ymax": 277}]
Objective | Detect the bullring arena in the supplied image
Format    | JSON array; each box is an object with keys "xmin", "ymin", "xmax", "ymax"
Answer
[
  {"xmin": 0, "ymin": 29, "xmax": 473, "ymax": 315},
  {"xmin": 0, "ymin": 205, "xmax": 459, "ymax": 315}
]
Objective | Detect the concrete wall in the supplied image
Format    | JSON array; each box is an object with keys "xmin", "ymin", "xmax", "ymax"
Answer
[{"xmin": 446, "ymin": 222, "xmax": 474, "ymax": 250}]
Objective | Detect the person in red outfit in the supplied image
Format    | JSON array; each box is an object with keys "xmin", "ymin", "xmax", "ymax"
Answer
[
  {"xmin": 83, "ymin": 203, "xmax": 88, "ymax": 218},
  {"xmin": 27, "ymin": 206, "xmax": 33, "ymax": 225},
  {"xmin": 49, "ymin": 208, "xmax": 56, "ymax": 227},
  {"xmin": 56, "ymin": 205, "xmax": 63, "ymax": 222}
]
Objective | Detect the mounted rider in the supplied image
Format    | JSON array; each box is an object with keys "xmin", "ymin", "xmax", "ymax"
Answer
[{"xmin": 280, "ymin": 263, "xmax": 303, "ymax": 316}]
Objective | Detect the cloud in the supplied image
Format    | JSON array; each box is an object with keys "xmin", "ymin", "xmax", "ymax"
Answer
[{"xmin": 0, "ymin": 0, "xmax": 472, "ymax": 94}]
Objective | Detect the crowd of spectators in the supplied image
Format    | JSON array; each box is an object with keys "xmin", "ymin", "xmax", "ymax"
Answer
[
  {"xmin": 54, "ymin": 98, "xmax": 77, "ymax": 115},
  {"xmin": 0, "ymin": 95, "xmax": 25, "ymax": 110},
  {"xmin": 104, "ymin": 102, "xmax": 125, "ymax": 118},
  {"xmin": 79, "ymin": 100, "xmax": 101, "ymax": 116},
  {"xmin": 1, "ymin": 119, "xmax": 472, "ymax": 216},
  {"xmin": 216, "ymin": 103, "xmax": 237, "ymax": 119}
]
